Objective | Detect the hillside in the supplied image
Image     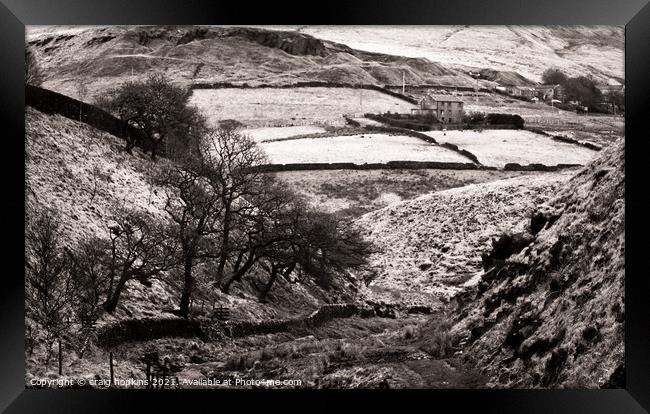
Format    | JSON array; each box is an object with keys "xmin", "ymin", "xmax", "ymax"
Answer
[
  {"xmin": 451, "ymin": 138, "xmax": 625, "ymax": 388},
  {"xmin": 23, "ymin": 24, "xmax": 625, "ymax": 390},
  {"xmin": 25, "ymin": 107, "xmax": 352, "ymax": 324},
  {"xmin": 355, "ymin": 172, "xmax": 571, "ymax": 302},
  {"xmin": 277, "ymin": 26, "xmax": 624, "ymax": 85},
  {"xmin": 26, "ymin": 25, "xmax": 483, "ymax": 99}
]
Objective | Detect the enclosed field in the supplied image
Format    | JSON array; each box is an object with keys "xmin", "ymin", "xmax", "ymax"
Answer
[
  {"xmin": 190, "ymin": 87, "xmax": 414, "ymax": 128},
  {"xmin": 260, "ymin": 134, "xmax": 470, "ymax": 164},
  {"xmin": 242, "ymin": 125, "xmax": 329, "ymax": 142},
  {"xmin": 423, "ymin": 129, "xmax": 598, "ymax": 167}
]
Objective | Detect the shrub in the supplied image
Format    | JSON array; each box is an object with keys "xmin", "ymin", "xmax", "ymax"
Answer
[
  {"xmin": 364, "ymin": 112, "xmax": 438, "ymax": 131},
  {"xmin": 463, "ymin": 111, "xmax": 486, "ymax": 124},
  {"xmin": 485, "ymin": 113, "xmax": 525, "ymax": 129},
  {"xmin": 401, "ymin": 325, "xmax": 417, "ymax": 340},
  {"xmin": 542, "ymin": 68, "xmax": 568, "ymax": 85},
  {"xmin": 416, "ymin": 318, "xmax": 454, "ymax": 358}
]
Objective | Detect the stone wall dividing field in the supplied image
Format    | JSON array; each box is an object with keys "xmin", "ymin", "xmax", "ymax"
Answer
[
  {"xmin": 26, "ymin": 85, "xmax": 153, "ymax": 153},
  {"xmin": 96, "ymin": 304, "xmax": 377, "ymax": 347},
  {"xmin": 189, "ymin": 81, "xmax": 418, "ymax": 105}
]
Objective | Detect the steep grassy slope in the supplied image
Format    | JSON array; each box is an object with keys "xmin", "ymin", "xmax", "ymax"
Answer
[
  {"xmin": 355, "ymin": 172, "xmax": 571, "ymax": 301},
  {"xmin": 25, "ymin": 107, "xmax": 169, "ymax": 243},
  {"xmin": 26, "ymin": 25, "xmax": 479, "ymax": 99},
  {"xmin": 451, "ymin": 138, "xmax": 625, "ymax": 388},
  {"xmin": 25, "ymin": 107, "xmax": 352, "ymax": 323},
  {"xmin": 280, "ymin": 26, "xmax": 624, "ymax": 84}
]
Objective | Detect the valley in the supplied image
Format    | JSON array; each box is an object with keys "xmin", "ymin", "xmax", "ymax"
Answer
[{"xmin": 24, "ymin": 25, "xmax": 625, "ymax": 390}]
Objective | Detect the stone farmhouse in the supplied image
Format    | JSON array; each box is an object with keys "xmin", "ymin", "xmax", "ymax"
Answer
[{"xmin": 411, "ymin": 93, "xmax": 464, "ymax": 124}]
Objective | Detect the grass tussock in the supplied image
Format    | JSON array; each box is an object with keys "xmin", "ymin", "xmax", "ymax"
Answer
[
  {"xmin": 223, "ymin": 337, "xmax": 367, "ymax": 371},
  {"xmin": 413, "ymin": 317, "xmax": 455, "ymax": 358}
]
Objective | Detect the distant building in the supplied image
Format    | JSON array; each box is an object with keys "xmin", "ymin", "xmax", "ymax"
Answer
[
  {"xmin": 411, "ymin": 93, "xmax": 464, "ymax": 123},
  {"xmin": 504, "ymin": 85, "xmax": 536, "ymax": 99}
]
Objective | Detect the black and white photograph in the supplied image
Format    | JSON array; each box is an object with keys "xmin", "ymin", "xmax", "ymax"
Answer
[{"xmin": 24, "ymin": 25, "xmax": 625, "ymax": 390}]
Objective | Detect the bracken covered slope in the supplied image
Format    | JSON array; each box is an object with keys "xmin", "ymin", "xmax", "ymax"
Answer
[{"xmin": 452, "ymin": 138, "xmax": 625, "ymax": 388}]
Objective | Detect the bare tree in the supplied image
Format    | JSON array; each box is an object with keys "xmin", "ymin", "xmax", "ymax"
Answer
[
  {"xmin": 66, "ymin": 238, "xmax": 111, "ymax": 357},
  {"xmin": 196, "ymin": 128, "xmax": 269, "ymax": 288},
  {"xmin": 25, "ymin": 209, "xmax": 73, "ymax": 362},
  {"xmin": 150, "ymin": 126, "xmax": 373, "ymax": 304},
  {"xmin": 157, "ymin": 164, "xmax": 222, "ymax": 317},
  {"xmin": 255, "ymin": 209, "xmax": 301, "ymax": 303},
  {"xmin": 299, "ymin": 212, "xmax": 375, "ymax": 288},
  {"xmin": 101, "ymin": 209, "xmax": 179, "ymax": 313},
  {"xmin": 220, "ymin": 178, "xmax": 299, "ymax": 295},
  {"xmin": 99, "ymin": 73, "xmax": 207, "ymax": 160},
  {"xmin": 67, "ymin": 238, "xmax": 111, "ymax": 325}
]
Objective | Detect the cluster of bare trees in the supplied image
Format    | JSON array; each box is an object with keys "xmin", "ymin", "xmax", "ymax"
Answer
[
  {"xmin": 25, "ymin": 210, "xmax": 74, "ymax": 361},
  {"xmin": 25, "ymin": 69, "xmax": 373, "ymax": 369},
  {"xmin": 156, "ymin": 127, "xmax": 374, "ymax": 316},
  {"xmin": 27, "ymin": 125, "xmax": 373, "ymax": 335}
]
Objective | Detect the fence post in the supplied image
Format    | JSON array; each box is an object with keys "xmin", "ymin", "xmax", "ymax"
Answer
[
  {"xmin": 109, "ymin": 352, "xmax": 114, "ymax": 388},
  {"xmin": 58, "ymin": 338, "xmax": 63, "ymax": 376},
  {"xmin": 145, "ymin": 361, "xmax": 151, "ymax": 389}
]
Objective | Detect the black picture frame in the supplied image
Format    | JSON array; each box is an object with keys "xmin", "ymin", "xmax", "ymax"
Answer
[{"xmin": 2, "ymin": 0, "xmax": 648, "ymax": 412}]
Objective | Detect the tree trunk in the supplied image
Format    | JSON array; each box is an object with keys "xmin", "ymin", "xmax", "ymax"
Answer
[
  {"xmin": 58, "ymin": 338, "xmax": 63, "ymax": 375},
  {"xmin": 178, "ymin": 257, "xmax": 193, "ymax": 318},
  {"xmin": 221, "ymin": 252, "xmax": 255, "ymax": 293},
  {"xmin": 125, "ymin": 138, "xmax": 135, "ymax": 154},
  {"xmin": 103, "ymin": 276, "xmax": 127, "ymax": 313},
  {"xmin": 215, "ymin": 203, "xmax": 232, "ymax": 282},
  {"xmin": 258, "ymin": 266, "xmax": 279, "ymax": 303}
]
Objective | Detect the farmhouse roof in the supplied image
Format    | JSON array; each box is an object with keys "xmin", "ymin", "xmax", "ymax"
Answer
[{"xmin": 427, "ymin": 94, "xmax": 464, "ymax": 103}]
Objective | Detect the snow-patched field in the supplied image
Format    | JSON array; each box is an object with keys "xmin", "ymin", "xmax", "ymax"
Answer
[
  {"xmin": 190, "ymin": 87, "xmax": 414, "ymax": 128},
  {"xmin": 243, "ymin": 125, "xmax": 328, "ymax": 142},
  {"xmin": 422, "ymin": 130, "xmax": 597, "ymax": 167},
  {"xmin": 260, "ymin": 134, "xmax": 470, "ymax": 164}
]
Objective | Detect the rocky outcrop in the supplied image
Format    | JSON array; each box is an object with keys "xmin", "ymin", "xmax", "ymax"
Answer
[{"xmin": 223, "ymin": 27, "xmax": 329, "ymax": 57}]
